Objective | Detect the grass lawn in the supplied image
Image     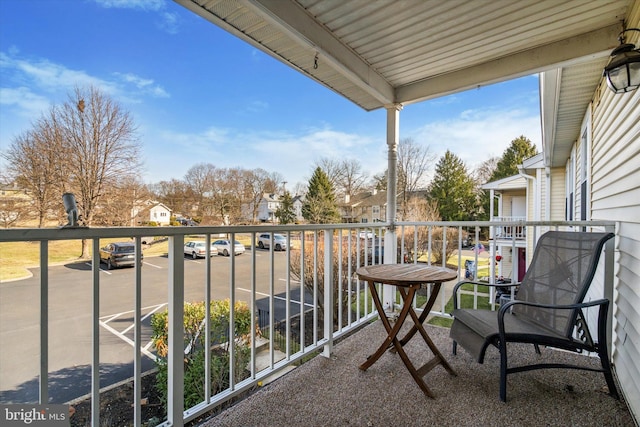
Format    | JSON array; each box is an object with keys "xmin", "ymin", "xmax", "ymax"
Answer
[{"xmin": 0, "ymin": 234, "xmax": 258, "ymax": 282}]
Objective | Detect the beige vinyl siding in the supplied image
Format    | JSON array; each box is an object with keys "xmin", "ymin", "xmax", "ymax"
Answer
[
  {"xmin": 591, "ymin": 42, "xmax": 640, "ymax": 420},
  {"xmin": 549, "ymin": 168, "xmax": 566, "ymax": 221}
]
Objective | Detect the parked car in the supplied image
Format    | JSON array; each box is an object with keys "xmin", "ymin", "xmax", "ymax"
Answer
[
  {"xmin": 99, "ymin": 242, "xmax": 142, "ymax": 270},
  {"xmin": 257, "ymin": 233, "xmax": 288, "ymax": 251},
  {"xmin": 178, "ymin": 218, "xmax": 199, "ymax": 226},
  {"xmin": 183, "ymin": 240, "xmax": 214, "ymax": 259},
  {"xmin": 212, "ymin": 239, "xmax": 245, "ymax": 256}
]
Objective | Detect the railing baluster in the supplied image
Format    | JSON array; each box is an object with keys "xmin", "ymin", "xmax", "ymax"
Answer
[
  {"xmin": 229, "ymin": 232, "xmax": 236, "ymax": 391},
  {"xmin": 39, "ymin": 241, "xmax": 48, "ymax": 405},
  {"xmin": 134, "ymin": 237, "xmax": 142, "ymax": 427},
  {"xmin": 250, "ymin": 232, "xmax": 257, "ymax": 377},
  {"xmin": 204, "ymin": 233, "xmax": 211, "ymax": 402},
  {"xmin": 285, "ymin": 230, "xmax": 291, "ymax": 358},
  {"xmin": 92, "ymin": 238, "xmax": 101, "ymax": 426},
  {"xmin": 323, "ymin": 229, "xmax": 333, "ymax": 358},
  {"xmin": 299, "ymin": 231, "xmax": 305, "ymax": 351}
]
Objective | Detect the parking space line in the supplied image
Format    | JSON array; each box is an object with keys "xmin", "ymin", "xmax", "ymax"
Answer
[
  {"xmin": 143, "ymin": 261, "xmax": 162, "ymax": 269},
  {"xmin": 237, "ymin": 287, "xmax": 314, "ymax": 308},
  {"xmin": 99, "ymin": 303, "xmax": 167, "ymax": 362},
  {"xmin": 85, "ymin": 262, "xmax": 112, "ymax": 275},
  {"xmin": 99, "ymin": 320, "xmax": 157, "ymax": 361},
  {"xmin": 121, "ymin": 303, "xmax": 167, "ymax": 334}
]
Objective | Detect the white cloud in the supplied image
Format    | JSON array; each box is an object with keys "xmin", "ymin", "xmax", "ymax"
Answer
[
  {"xmin": 409, "ymin": 107, "xmax": 541, "ymax": 172},
  {"xmin": 0, "ymin": 52, "xmax": 170, "ymax": 105},
  {"xmin": 0, "ymin": 87, "xmax": 52, "ymax": 119},
  {"xmin": 113, "ymin": 72, "xmax": 170, "ymax": 98},
  {"xmin": 93, "ymin": 0, "xmax": 180, "ymax": 34},
  {"xmin": 93, "ymin": 0, "xmax": 165, "ymax": 11},
  {"xmin": 145, "ymin": 125, "xmax": 385, "ymax": 186}
]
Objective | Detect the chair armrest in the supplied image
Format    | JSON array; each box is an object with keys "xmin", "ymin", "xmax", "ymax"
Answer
[
  {"xmin": 452, "ymin": 280, "xmax": 521, "ymax": 309},
  {"xmin": 497, "ymin": 298, "xmax": 610, "ymax": 337}
]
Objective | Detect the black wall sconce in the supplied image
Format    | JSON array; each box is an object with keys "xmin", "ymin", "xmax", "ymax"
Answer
[{"xmin": 603, "ymin": 28, "xmax": 640, "ymax": 93}]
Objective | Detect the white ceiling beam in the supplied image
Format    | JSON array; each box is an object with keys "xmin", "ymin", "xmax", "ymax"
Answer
[
  {"xmin": 396, "ymin": 24, "xmax": 622, "ymax": 105},
  {"xmin": 242, "ymin": 0, "xmax": 395, "ymax": 106}
]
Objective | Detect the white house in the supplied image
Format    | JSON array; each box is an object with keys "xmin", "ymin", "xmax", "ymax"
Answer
[{"xmin": 132, "ymin": 200, "xmax": 172, "ymax": 226}]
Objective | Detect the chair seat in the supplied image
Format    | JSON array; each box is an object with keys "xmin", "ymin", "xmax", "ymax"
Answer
[{"xmin": 450, "ymin": 308, "xmax": 566, "ymax": 363}]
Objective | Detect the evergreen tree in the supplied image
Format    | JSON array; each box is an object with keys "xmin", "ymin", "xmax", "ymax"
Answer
[
  {"xmin": 275, "ymin": 191, "xmax": 296, "ymax": 224},
  {"xmin": 302, "ymin": 167, "xmax": 340, "ymax": 224},
  {"xmin": 428, "ymin": 150, "xmax": 477, "ymax": 221},
  {"xmin": 490, "ymin": 135, "xmax": 538, "ymax": 182}
]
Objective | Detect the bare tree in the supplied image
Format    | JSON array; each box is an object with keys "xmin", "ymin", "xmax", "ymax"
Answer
[
  {"xmin": 2, "ymin": 109, "xmax": 69, "ymax": 227},
  {"xmin": 97, "ymin": 177, "xmax": 149, "ymax": 226},
  {"xmin": 59, "ymin": 86, "xmax": 141, "ymax": 257},
  {"xmin": 0, "ymin": 196, "xmax": 30, "ymax": 228},
  {"xmin": 474, "ymin": 156, "xmax": 499, "ymax": 184},
  {"xmin": 338, "ymin": 158, "xmax": 369, "ymax": 197},
  {"xmin": 397, "ymin": 137, "xmax": 435, "ymax": 217},
  {"xmin": 184, "ymin": 163, "xmax": 217, "ymax": 218},
  {"xmin": 242, "ymin": 168, "xmax": 282, "ymax": 223},
  {"xmin": 314, "ymin": 157, "xmax": 342, "ymax": 190},
  {"xmin": 149, "ymin": 178, "xmax": 191, "ymax": 217}
]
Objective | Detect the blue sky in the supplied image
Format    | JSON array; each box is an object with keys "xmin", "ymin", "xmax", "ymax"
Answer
[{"xmin": 0, "ymin": 0, "xmax": 541, "ymax": 189}]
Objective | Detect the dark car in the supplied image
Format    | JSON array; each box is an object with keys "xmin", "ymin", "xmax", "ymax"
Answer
[{"xmin": 99, "ymin": 242, "xmax": 142, "ymax": 270}]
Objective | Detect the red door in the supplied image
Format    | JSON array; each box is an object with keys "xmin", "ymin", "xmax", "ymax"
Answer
[{"xmin": 518, "ymin": 248, "xmax": 526, "ymax": 281}]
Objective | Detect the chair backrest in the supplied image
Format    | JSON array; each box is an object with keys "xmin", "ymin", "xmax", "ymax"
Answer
[{"xmin": 513, "ymin": 231, "xmax": 614, "ymax": 337}]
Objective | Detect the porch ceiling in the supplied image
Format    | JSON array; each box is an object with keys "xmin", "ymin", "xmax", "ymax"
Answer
[{"xmin": 176, "ymin": 0, "xmax": 634, "ymax": 165}]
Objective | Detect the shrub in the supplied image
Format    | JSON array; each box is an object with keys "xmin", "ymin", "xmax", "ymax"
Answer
[{"xmin": 150, "ymin": 300, "xmax": 253, "ymax": 410}]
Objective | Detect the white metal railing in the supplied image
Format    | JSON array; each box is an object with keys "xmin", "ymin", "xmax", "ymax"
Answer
[
  {"xmin": 0, "ymin": 220, "xmax": 616, "ymax": 426},
  {"xmin": 492, "ymin": 216, "xmax": 527, "ymax": 240}
]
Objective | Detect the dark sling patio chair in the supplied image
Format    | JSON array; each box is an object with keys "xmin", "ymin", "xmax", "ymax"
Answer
[{"xmin": 450, "ymin": 230, "xmax": 619, "ymax": 401}]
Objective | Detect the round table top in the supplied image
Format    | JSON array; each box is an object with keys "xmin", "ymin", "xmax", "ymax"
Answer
[{"xmin": 356, "ymin": 264, "xmax": 458, "ymax": 286}]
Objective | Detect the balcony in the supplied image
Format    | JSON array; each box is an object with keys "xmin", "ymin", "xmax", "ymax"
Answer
[
  {"xmin": 491, "ymin": 216, "xmax": 527, "ymax": 241},
  {"xmin": 0, "ymin": 221, "xmax": 632, "ymax": 426}
]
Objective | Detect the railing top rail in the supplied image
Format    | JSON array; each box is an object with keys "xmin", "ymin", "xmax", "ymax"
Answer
[
  {"xmin": 0, "ymin": 220, "xmax": 616, "ymax": 242},
  {"xmin": 396, "ymin": 220, "xmax": 616, "ymax": 228}
]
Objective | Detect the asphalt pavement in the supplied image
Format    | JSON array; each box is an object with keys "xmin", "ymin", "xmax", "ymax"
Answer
[{"xmin": 0, "ymin": 249, "xmax": 312, "ymax": 404}]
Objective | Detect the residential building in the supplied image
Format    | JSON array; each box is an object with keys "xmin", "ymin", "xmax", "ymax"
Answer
[
  {"xmin": 339, "ymin": 190, "xmax": 387, "ymax": 223},
  {"xmin": 131, "ymin": 200, "xmax": 172, "ymax": 226}
]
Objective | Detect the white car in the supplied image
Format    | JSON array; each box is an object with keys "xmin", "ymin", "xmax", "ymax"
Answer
[
  {"xmin": 183, "ymin": 241, "xmax": 215, "ymax": 259},
  {"xmin": 257, "ymin": 233, "xmax": 288, "ymax": 251},
  {"xmin": 212, "ymin": 239, "xmax": 245, "ymax": 256}
]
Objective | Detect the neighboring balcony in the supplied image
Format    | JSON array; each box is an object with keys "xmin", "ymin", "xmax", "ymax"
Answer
[
  {"xmin": 0, "ymin": 220, "xmax": 630, "ymax": 427},
  {"xmin": 491, "ymin": 216, "xmax": 527, "ymax": 241}
]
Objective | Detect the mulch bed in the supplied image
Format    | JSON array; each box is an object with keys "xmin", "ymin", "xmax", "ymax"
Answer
[{"xmin": 69, "ymin": 371, "xmax": 165, "ymax": 427}]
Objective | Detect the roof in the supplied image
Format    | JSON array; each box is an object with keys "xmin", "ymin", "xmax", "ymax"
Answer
[
  {"xmin": 339, "ymin": 190, "xmax": 394, "ymax": 207},
  {"xmin": 177, "ymin": 0, "xmax": 628, "ymax": 111},
  {"xmin": 482, "ymin": 175, "xmax": 527, "ymax": 191},
  {"xmin": 177, "ymin": 0, "xmax": 637, "ymax": 170}
]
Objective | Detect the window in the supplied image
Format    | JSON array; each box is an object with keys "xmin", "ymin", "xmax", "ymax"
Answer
[
  {"xmin": 565, "ymin": 148, "xmax": 575, "ymax": 221},
  {"xmin": 372, "ymin": 205, "xmax": 380, "ymax": 221},
  {"xmin": 579, "ymin": 118, "xmax": 590, "ymax": 223}
]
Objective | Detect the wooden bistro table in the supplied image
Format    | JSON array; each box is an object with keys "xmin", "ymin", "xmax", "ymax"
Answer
[{"xmin": 356, "ymin": 263, "xmax": 458, "ymax": 398}]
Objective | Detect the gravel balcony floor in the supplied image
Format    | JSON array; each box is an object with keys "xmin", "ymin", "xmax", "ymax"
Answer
[{"xmin": 198, "ymin": 321, "xmax": 634, "ymax": 427}]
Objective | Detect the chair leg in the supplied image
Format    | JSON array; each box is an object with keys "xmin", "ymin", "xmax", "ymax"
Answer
[
  {"xmin": 499, "ymin": 342, "xmax": 508, "ymax": 402},
  {"xmin": 453, "ymin": 340, "xmax": 457, "ymax": 355},
  {"xmin": 534, "ymin": 344, "xmax": 541, "ymax": 355},
  {"xmin": 599, "ymin": 345, "xmax": 620, "ymax": 400}
]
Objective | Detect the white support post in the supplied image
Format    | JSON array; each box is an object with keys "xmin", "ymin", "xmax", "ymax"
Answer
[
  {"xmin": 168, "ymin": 235, "xmax": 185, "ymax": 427},
  {"xmin": 603, "ymin": 225, "xmax": 616, "ymax": 359},
  {"xmin": 323, "ymin": 229, "xmax": 334, "ymax": 358},
  {"xmin": 383, "ymin": 104, "xmax": 402, "ymax": 311}
]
